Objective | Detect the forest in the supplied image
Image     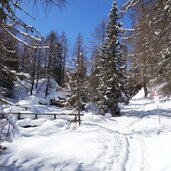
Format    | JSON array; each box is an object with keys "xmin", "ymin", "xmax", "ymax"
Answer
[
  {"xmin": 0, "ymin": 0, "xmax": 170, "ymax": 117},
  {"xmin": 0, "ymin": 0, "xmax": 171, "ymax": 171}
]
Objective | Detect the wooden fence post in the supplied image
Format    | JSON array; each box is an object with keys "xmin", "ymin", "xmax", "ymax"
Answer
[
  {"xmin": 18, "ymin": 113, "xmax": 21, "ymax": 120},
  {"xmin": 54, "ymin": 114, "xmax": 56, "ymax": 120},
  {"xmin": 35, "ymin": 114, "xmax": 38, "ymax": 119}
]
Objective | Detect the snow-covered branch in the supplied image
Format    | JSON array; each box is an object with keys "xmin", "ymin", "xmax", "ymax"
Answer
[
  {"xmin": 1, "ymin": 26, "xmax": 40, "ymax": 49},
  {"xmin": 0, "ymin": 41, "xmax": 15, "ymax": 53},
  {"xmin": 121, "ymin": 0, "xmax": 140, "ymax": 13},
  {"xmin": 0, "ymin": 0, "xmax": 66, "ymax": 48}
]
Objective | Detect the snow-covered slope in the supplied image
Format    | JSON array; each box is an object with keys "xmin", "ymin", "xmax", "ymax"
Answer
[{"xmin": 1, "ymin": 89, "xmax": 171, "ymax": 171}]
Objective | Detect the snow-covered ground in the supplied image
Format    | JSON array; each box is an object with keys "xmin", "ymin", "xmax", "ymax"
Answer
[{"xmin": 1, "ymin": 89, "xmax": 171, "ymax": 171}]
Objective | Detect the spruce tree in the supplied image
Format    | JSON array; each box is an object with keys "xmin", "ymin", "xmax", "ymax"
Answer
[{"xmin": 96, "ymin": 0, "xmax": 127, "ymax": 116}]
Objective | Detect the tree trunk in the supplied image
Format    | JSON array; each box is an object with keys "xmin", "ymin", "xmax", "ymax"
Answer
[
  {"xmin": 45, "ymin": 74, "xmax": 50, "ymax": 98},
  {"xmin": 142, "ymin": 62, "xmax": 148, "ymax": 97},
  {"xmin": 77, "ymin": 84, "xmax": 81, "ymax": 125},
  {"xmin": 143, "ymin": 76, "xmax": 148, "ymax": 97},
  {"xmin": 35, "ymin": 58, "xmax": 41, "ymax": 89},
  {"xmin": 30, "ymin": 49, "xmax": 37, "ymax": 95}
]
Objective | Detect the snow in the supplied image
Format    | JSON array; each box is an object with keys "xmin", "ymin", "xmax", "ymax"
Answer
[
  {"xmin": 13, "ymin": 79, "xmax": 67, "ymax": 103},
  {"xmin": 16, "ymin": 118, "xmax": 46, "ymax": 127},
  {"xmin": 84, "ymin": 103, "xmax": 99, "ymax": 113},
  {"xmin": 1, "ymin": 88, "xmax": 171, "ymax": 171}
]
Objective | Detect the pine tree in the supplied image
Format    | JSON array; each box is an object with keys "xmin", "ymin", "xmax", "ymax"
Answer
[
  {"xmin": 67, "ymin": 34, "xmax": 87, "ymax": 124},
  {"xmin": 96, "ymin": 0, "xmax": 127, "ymax": 116}
]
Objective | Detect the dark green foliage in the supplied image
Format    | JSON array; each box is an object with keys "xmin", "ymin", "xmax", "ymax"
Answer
[{"xmin": 96, "ymin": 1, "xmax": 128, "ymax": 116}]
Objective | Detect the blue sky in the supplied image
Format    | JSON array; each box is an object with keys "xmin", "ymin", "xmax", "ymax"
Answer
[{"xmin": 20, "ymin": 0, "xmax": 130, "ymax": 48}]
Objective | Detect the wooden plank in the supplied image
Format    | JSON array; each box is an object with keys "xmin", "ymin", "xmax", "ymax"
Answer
[
  {"xmin": 11, "ymin": 112, "xmax": 84, "ymax": 116},
  {"xmin": 9, "ymin": 112, "xmax": 84, "ymax": 120}
]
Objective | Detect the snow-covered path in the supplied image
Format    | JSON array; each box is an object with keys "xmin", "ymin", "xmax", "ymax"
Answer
[
  {"xmin": 121, "ymin": 92, "xmax": 171, "ymax": 171},
  {"xmin": 1, "ymin": 90, "xmax": 171, "ymax": 171}
]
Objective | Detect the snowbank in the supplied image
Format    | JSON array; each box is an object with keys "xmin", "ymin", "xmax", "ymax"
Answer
[{"xmin": 1, "ymin": 89, "xmax": 171, "ymax": 171}]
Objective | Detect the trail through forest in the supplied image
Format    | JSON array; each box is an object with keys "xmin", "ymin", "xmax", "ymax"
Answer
[{"xmin": 1, "ymin": 89, "xmax": 171, "ymax": 171}]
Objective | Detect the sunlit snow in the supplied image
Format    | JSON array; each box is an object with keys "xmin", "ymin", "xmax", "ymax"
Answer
[{"xmin": 1, "ymin": 89, "xmax": 171, "ymax": 171}]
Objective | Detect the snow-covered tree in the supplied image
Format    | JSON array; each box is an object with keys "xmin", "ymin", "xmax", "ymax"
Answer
[
  {"xmin": 0, "ymin": 30, "xmax": 19, "ymax": 98},
  {"xmin": 67, "ymin": 34, "xmax": 87, "ymax": 124},
  {"xmin": 152, "ymin": 0, "xmax": 171, "ymax": 95},
  {"xmin": 96, "ymin": 0, "xmax": 127, "ymax": 116},
  {"xmin": 45, "ymin": 31, "xmax": 63, "ymax": 97},
  {"xmin": 0, "ymin": 0, "xmax": 67, "ymax": 99},
  {"xmin": 89, "ymin": 21, "xmax": 107, "ymax": 103},
  {"xmin": 60, "ymin": 32, "xmax": 69, "ymax": 86},
  {"xmin": 0, "ymin": 0, "xmax": 66, "ymax": 47},
  {"xmin": 122, "ymin": 0, "xmax": 171, "ymax": 96}
]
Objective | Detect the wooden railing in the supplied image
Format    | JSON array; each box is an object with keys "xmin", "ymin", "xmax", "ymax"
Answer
[{"xmin": 0, "ymin": 112, "xmax": 84, "ymax": 120}]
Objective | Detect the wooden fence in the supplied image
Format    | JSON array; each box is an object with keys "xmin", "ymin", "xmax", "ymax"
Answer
[{"xmin": 0, "ymin": 112, "xmax": 84, "ymax": 120}]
